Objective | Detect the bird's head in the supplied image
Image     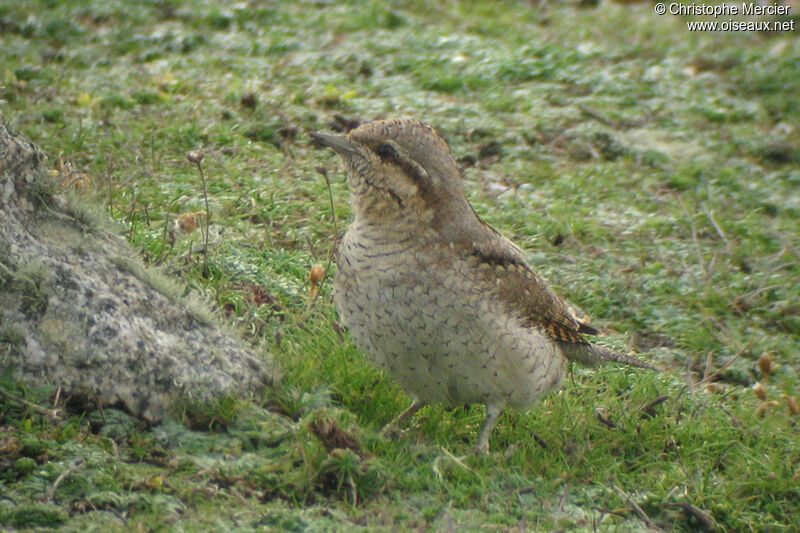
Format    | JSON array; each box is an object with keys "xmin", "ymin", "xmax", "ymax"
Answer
[{"xmin": 311, "ymin": 120, "xmax": 475, "ymax": 233}]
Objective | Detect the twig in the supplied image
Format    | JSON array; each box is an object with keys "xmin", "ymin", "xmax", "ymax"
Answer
[
  {"xmin": 684, "ymin": 357, "xmax": 695, "ymax": 396},
  {"xmin": 557, "ymin": 482, "xmax": 570, "ymax": 512},
  {"xmin": 591, "ymin": 506, "xmax": 629, "ymax": 519},
  {"xmin": 431, "ymin": 446, "xmax": 474, "ymax": 485},
  {"xmin": 532, "ymin": 433, "xmax": 549, "ymax": 450},
  {"xmin": 102, "ymin": 435, "xmax": 120, "ymax": 460},
  {"xmin": 697, "ymin": 339, "xmax": 755, "ymax": 387},
  {"xmin": 732, "ymin": 284, "xmax": 785, "ymax": 311},
  {"xmin": 669, "ymin": 436, "xmax": 697, "ymax": 495},
  {"xmin": 595, "ymin": 408, "xmax": 623, "ymax": 431},
  {"xmin": 719, "ymin": 405, "xmax": 743, "ymax": 428},
  {"xmin": 674, "ymin": 195, "xmax": 711, "ymax": 284},
  {"xmin": 702, "ymin": 351, "xmax": 714, "ymax": 382},
  {"xmin": 0, "ymin": 386, "xmax": 62, "ymax": 420},
  {"xmin": 612, "ymin": 485, "xmax": 659, "ymax": 530},
  {"xmin": 230, "ymin": 485, "xmax": 255, "ymax": 510},
  {"xmin": 667, "ymin": 502, "xmax": 718, "ymax": 532},
  {"xmin": 641, "ymin": 395, "xmax": 669, "ymax": 418},
  {"xmin": 47, "ymin": 459, "xmax": 86, "ymax": 503},
  {"xmin": 688, "ymin": 210, "xmax": 709, "ymax": 282},
  {"xmin": 769, "ymin": 231, "xmax": 800, "ymax": 261},
  {"xmin": 579, "ymin": 104, "xmax": 624, "ymax": 128},
  {"xmin": 578, "ymin": 104, "xmax": 663, "ymax": 130},
  {"xmin": 162, "ymin": 212, "xmax": 173, "ymax": 252},
  {"xmin": 701, "ymin": 203, "xmax": 731, "ymax": 252},
  {"xmin": 104, "ymin": 152, "xmax": 114, "ymax": 215},
  {"xmin": 127, "ymin": 195, "xmax": 138, "ymax": 242},
  {"xmin": 347, "ymin": 473, "xmax": 358, "ymax": 507}
]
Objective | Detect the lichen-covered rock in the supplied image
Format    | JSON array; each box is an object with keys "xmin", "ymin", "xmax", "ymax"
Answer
[{"xmin": 0, "ymin": 120, "xmax": 275, "ymax": 421}]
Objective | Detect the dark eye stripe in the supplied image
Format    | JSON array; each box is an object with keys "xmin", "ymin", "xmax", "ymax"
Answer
[{"xmin": 374, "ymin": 141, "xmax": 431, "ymax": 185}]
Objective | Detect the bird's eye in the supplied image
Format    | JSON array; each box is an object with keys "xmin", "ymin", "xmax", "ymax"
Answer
[
  {"xmin": 375, "ymin": 142, "xmax": 400, "ymax": 162},
  {"xmin": 374, "ymin": 141, "xmax": 430, "ymax": 185}
]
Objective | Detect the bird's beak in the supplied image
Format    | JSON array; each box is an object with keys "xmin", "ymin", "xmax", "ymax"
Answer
[{"xmin": 309, "ymin": 132, "xmax": 359, "ymax": 155}]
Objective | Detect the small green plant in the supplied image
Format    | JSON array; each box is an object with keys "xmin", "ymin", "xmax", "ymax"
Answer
[{"xmin": 178, "ymin": 395, "xmax": 244, "ymax": 431}]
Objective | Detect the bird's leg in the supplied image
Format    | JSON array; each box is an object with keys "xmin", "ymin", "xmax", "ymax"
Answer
[
  {"xmin": 474, "ymin": 402, "xmax": 505, "ymax": 454},
  {"xmin": 380, "ymin": 398, "xmax": 424, "ymax": 438}
]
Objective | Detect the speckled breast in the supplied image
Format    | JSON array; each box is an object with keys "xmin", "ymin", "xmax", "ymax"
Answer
[{"xmin": 333, "ymin": 225, "xmax": 567, "ymax": 409}]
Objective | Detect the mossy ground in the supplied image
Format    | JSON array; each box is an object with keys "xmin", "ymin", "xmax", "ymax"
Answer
[{"xmin": 1, "ymin": 0, "xmax": 798, "ymax": 530}]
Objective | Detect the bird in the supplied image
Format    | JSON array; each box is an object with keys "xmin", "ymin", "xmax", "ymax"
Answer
[{"xmin": 311, "ymin": 119, "xmax": 655, "ymax": 453}]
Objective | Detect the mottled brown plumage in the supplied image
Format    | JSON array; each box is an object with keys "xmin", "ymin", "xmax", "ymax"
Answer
[{"xmin": 312, "ymin": 119, "xmax": 654, "ymax": 453}]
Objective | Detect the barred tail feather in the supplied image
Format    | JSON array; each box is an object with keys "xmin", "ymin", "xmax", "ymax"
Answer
[{"xmin": 564, "ymin": 342, "xmax": 659, "ymax": 371}]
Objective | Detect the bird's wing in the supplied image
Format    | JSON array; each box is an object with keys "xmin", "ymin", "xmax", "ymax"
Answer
[
  {"xmin": 458, "ymin": 225, "xmax": 596, "ymax": 345},
  {"xmin": 449, "ymin": 223, "xmax": 658, "ymax": 370}
]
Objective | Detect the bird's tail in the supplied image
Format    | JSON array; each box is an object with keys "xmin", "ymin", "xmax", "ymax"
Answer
[{"xmin": 564, "ymin": 342, "xmax": 659, "ymax": 371}]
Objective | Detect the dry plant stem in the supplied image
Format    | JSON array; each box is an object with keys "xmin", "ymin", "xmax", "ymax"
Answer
[
  {"xmin": 701, "ymin": 202, "xmax": 731, "ymax": 252},
  {"xmin": 193, "ymin": 160, "xmax": 211, "ymax": 273},
  {"xmin": 47, "ymin": 459, "xmax": 86, "ymax": 502},
  {"xmin": 670, "ymin": 436, "xmax": 697, "ymax": 495},
  {"xmin": 675, "ymin": 194, "xmax": 712, "ymax": 284},
  {"xmin": 671, "ymin": 503, "xmax": 718, "ymax": 532},
  {"xmin": 347, "ymin": 474, "xmax": 358, "ymax": 506},
  {"xmin": 684, "ymin": 357, "xmax": 695, "ymax": 395},
  {"xmin": 127, "ymin": 197, "xmax": 137, "ymax": 242},
  {"xmin": 612, "ymin": 485, "xmax": 659, "ymax": 530},
  {"xmin": 703, "ymin": 351, "xmax": 714, "ymax": 382},
  {"xmin": 0, "ymin": 386, "xmax": 62, "ymax": 420},
  {"xmin": 697, "ymin": 339, "xmax": 755, "ymax": 387},
  {"xmin": 299, "ymin": 166, "xmax": 339, "ymax": 319},
  {"xmin": 770, "ymin": 231, "xmax": 800, "ymax": 261},
  {"xmin": 379, "ymin": 399, "xmax": 424, "ymax": 437},
  {"xmin": 319, "ymin": 166, "xmax": 338, "ymax": 282},
  {"xmin": 162, "ymin": 214, "xmax": 172, "ymax": 251}
]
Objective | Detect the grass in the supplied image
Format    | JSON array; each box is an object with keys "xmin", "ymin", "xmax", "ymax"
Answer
[{"xmin": 1, "ymin": 0, "xmax": 799, "ymax": 530}]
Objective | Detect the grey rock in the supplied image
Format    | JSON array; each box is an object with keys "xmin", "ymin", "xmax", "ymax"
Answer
[{"xmin": 0, "ymin": 120, "xmax": 274, "ymax": 421}]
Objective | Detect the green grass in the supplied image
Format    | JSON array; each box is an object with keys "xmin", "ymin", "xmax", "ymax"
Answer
[{"xmin": 1, "ymin": 0, "xmax": 799, "ymax": 530}]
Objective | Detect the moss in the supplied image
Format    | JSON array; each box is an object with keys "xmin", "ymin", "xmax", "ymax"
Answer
[
  {"xmin": 99, "ymin": 93, "xmax": 134, "ymax": 110},
  {"xmin": 183, "ymin": 294, "xmax": 217, "ymax": 327},
  {"xmin": 132, "ymin": 90, "xmax": 165, "ymax": 105},
  {"xmin": 110, "ymin": 255, "xmax": 216, "ymax": 326},
  {"xmin": 61, "ymin": 191, "xmax": 115, "ymax": 232},
  {"xmin": 12, "ymin": 456, "xmax": 37, "ymax": 478},
  {"xmin": 110, "ymin": 255, "xmax": 182, "ymax": 303},
  {"xmin": 0, "ymin": 325, "xmax": 26, "ymax": 354},
  {"xmin": 19, "ymin": 436, "xmax": 50, "ymax": 457},
  {"xmin": 37, "ymin": 311, "xmax": 87, "ymax": 359},
  {"xmin": 41, "ymin": 108, "xmax": 64, "ymax": 123},
  {"xmin": 178, "ymin": 394, "xmax": 244, "ymax": 431},
  {"xmin": 0, "ymin": 258, "xmax": 15, "ymax": 285},
  {"xmin": 26, "ymin": 169, "xmax": 60, "ymax": 209},
  {"xmin": 0, "ymin": 504, "xmax": 67, "ymax": 529},
  {"xmin": 1, "ymin": 262, "xmax": 53, "ymax": 321}
]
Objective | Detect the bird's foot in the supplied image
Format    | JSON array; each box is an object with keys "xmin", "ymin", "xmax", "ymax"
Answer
[
  {"xmin": 472, "ymin": 402, "xmax": 505, "ymax": 455},
  {"xmin": 472, "ymin": 441, "xmax": 490, "ymax": 455}
]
